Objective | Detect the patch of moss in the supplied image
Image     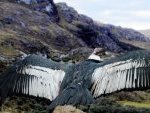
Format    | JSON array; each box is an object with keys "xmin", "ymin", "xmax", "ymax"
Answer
[
  {"xmin": 0, "ymin": 46, "xmax": 19, "ymax": 57},
  {"xmin": 118, "ymin": 101, "xmax": 150, "ymax": 109}
]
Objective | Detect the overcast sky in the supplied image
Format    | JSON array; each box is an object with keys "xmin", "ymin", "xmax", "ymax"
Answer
[{"xmin": 54, "ymin": 0, "xmax": 150, "ymax": 30}]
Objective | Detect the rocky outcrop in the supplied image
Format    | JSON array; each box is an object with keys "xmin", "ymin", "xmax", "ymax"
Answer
[
  {"xmin": 18, "ymin": 0, "xmax": 59, "ymax": 22},
  {"xmin": 56, "ymin": 3, "xmax": 79, "ymax": 23},
  {"xmin": 1, "ymin": 0, "xmax": 59, "ymax": 22},
  {"xmin": 98, "ymin": 24, "xmax": 150, "ymax": 42},
  {"xmin": 56, "ymin": 3, "xmax": 94, "ymax": 24}
]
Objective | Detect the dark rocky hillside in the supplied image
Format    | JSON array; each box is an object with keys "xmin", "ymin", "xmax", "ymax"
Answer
[
  {"xmin": 0, "ymin": 0, "xmax": 149, "ymax": 63},
  {"xmin": 0, "ymin": 0, "xmax": 150, "ymax": 113}
]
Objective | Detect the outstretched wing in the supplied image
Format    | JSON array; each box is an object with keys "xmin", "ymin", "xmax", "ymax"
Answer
[
  {"xmin": 91, "ymin": 50, "xmax": 150, "ymax": 98},
  {"xmin": 0, "ymin": 55, "xmax": 67, "ymax": 101}
]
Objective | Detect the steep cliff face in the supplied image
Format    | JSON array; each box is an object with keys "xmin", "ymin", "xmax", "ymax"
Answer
[
  {"xmin": 1, "ymin": 0, "xmax": 59, "ymax": 22},
  {"xmin": 17, "ymin": 0, "xmax": 59, "ymax": 22}
]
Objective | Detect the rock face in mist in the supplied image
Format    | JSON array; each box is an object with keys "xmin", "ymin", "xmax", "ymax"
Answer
[
  {"xmin": 0, "ymin": 0, "xmax": 149, "ymax": 63},
  {"xmin": 140, "ymin": 29, "xmax": 150, "ymax": 38}
]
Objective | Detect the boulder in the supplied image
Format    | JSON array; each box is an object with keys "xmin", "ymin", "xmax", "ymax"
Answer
[{"xmin": 53, "ymin": 106, "xmax": 86, "ymax": 113}]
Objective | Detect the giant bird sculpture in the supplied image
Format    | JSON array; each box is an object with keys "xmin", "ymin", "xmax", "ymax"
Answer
[{"xmin": 0, "ymin": 49, "xmax": 150, "ymax": 110}]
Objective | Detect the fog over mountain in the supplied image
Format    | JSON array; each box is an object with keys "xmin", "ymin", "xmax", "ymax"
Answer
[{"xmin": 140, "ymin": 29, "xmax": 150, "ymax": 38}]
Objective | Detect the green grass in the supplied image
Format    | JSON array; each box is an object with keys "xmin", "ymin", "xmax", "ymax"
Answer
[
  {"xmin": 0, "ymin": 46, "xmax": 19, "ymax": 57},
  {"xmin": 118, "ymin": 101, "xmax": 150, "ymax": 109}
]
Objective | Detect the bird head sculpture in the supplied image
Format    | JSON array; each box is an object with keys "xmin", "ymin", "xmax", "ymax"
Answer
[{"xmin": 88, "ymin": 48, "xmax": 105, "ymax": 61}]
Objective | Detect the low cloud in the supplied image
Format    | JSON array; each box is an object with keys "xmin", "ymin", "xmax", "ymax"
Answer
[{"xmin": 133, "ymin": 11, "xmax": 150, "ymax": 18}]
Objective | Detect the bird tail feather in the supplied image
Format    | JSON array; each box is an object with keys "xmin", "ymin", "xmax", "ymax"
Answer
[{"xmin": 48, "ymin": 83, "xmax": 94, "ymax": 110}]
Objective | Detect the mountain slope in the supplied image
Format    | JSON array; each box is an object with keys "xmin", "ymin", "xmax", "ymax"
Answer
[{"xmin": 0, "ymin": 0, "xmax": 149, "ymax": 62}]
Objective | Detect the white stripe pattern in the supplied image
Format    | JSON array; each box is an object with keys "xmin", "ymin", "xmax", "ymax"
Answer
[
  {"xmin": 14, "ymin": 65, "xmax": 65, "ymax": 100},
  {"xmin": 91, "ymin": 59, "xmax": 150, "ymax": 98}
]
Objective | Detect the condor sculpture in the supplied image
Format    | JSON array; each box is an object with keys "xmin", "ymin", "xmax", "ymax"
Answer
[{"xmin": 0, "ymin": 49, "xmax": 150, "ymax": 109}]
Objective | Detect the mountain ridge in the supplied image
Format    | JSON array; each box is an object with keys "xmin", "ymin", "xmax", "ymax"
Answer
[{"xmin": 0, "ymin": 0, "xmax": 149, "ymax": 63}]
